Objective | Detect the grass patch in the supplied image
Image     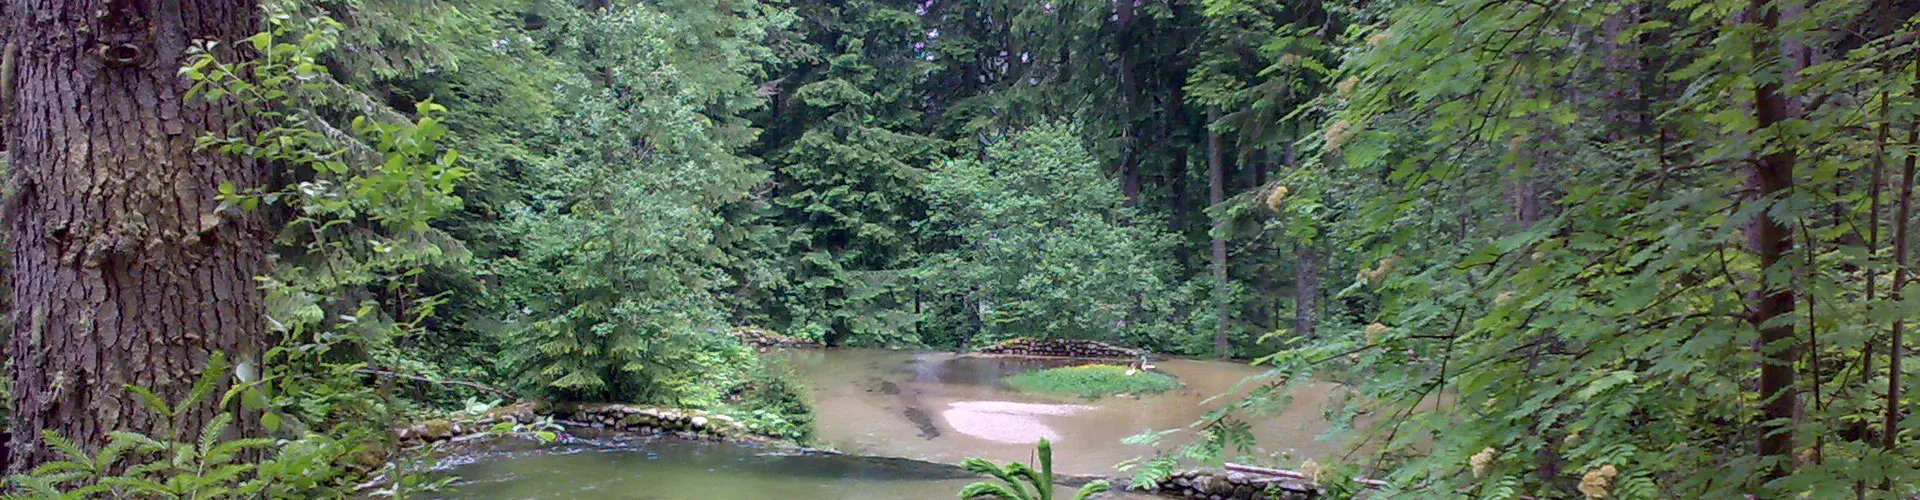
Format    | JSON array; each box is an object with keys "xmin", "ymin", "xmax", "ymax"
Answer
[{"xmin": 1003, "ymin": 364, "xmax": 1180, "ymax": 399}]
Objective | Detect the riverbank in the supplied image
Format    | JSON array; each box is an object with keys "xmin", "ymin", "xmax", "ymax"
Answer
[{"xmin": 398, "ymin": 346, "xmax": 1344, "ymax": 499}]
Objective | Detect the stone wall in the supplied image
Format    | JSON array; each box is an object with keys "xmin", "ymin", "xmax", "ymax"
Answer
[
  {"xmin": 1141, "ymin": 470, "xmax": 1320, "ymax": 500},
  {"xmin": 555, "ymin": 402, "xmax": 755, "ymax": 440},
  {"xmin": 394, "ymin": 402, "xmax": 543, "ymax": 447},
  {"xmin": 393, "ymin": 401, "xmax": 767, "ymax": 448},
  {"xmin": 976, "ymin": 338, "xmax": 1145, "ymax": 359},
  {"xmin": 734, "ymin": 327, "xmax": 822, "ymax": 348}
]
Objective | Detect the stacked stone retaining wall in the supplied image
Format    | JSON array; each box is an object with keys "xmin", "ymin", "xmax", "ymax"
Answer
[
  {"xmin": 734, "ymin": 327, "xmax": 822, "ymax": 348},
  {"xmin": 976, "ymin": 338, "xmax": 1144, "ymax": 359},
  {"xmin": 393, "ymin": 401, "xmax": 765, "ymax": 448},
  {"xmin": 1142, "ymin": 469, "xmax": 1320, "ymax": 499}
]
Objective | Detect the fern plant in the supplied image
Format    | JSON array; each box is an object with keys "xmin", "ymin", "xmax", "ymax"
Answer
[
  {"xmin": 5, "ymin": 352, "xmax": 263, "ymax": 498},
  {"xmin": 958, "ymin": 439, "xmax": 1111, "ymax": 500},
  {"xmin": 2, "ymin": 353, "xmax": 398, "ymax": 499}
]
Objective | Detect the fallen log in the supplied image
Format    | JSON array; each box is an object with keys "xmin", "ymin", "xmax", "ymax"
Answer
[{"xmin": 1225, "ymin": 462, "xmax": 1389, "ymax": 488}]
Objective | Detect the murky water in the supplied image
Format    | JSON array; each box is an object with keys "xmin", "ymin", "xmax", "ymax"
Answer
[
  {"xmin": 777, "ymin": 348, "xmax": 1345, "ymax": 477},
  {"xmin": 431, "ymin": 348, "xmax": 1345, "ymax": 498},
  {"xmin": 427, "ymin": 434, "xmax": 1154, "ymax": 499}
]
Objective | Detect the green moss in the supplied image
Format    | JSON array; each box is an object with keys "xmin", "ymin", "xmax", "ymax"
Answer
[{"xmin": 1004, "ymin": 365, "xmax": 1180, "ymax": 399}]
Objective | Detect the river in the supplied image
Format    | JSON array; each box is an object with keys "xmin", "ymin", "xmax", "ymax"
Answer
[{"xmin": 428, "ymin": 348, "xmax": 1345, "ymax": 498}]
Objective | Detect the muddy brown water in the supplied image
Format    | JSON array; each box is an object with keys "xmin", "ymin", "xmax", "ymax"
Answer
[
  {"xmin": 428, "ymin": 348, "xmax": 1347, "ymax": 498},
  {"xmin": 776, "ymin": 348, "xmax": 1347, "ymax": 477},
  {"xmin": 427, "ymin": 433, "xmax": 1157, "ymax": 499}
]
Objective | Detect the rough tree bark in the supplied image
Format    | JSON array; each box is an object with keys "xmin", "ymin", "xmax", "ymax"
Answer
[
  {"xmin": 1292, "ymin": 242, "xmax": 1318, "ymax": 339},
  {"xmin": 1746, "ymin": 0, "xmax": 1799, "ymax": 484},
  {"xmin": 1283, "ymin": 137, "xmax": 1317, "ymax": 339},
  {"xmin": 1601, "ymin": 1, "xmax": 1645, "ymax": 140},
  {"xmin": 2, "ymin": 0, "xmax": 267, "ymax": 473},
  {"xmin": 1165, "ymin": 85, "xmax": 1191, "ymax": 269},
  {"xmin": 1114, "ymin": 0, "xmax": 1142, "ymax": 207},
  {"xmin": 1207, "ymin": 107, "xmax": 1229, "ymax": 357},
  {"xmin": 1885, "ymin": 105, "xmax": 1914, "ymax": 471}
]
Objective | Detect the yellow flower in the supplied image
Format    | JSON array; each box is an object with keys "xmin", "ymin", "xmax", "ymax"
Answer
[
  {"xmin": 1469, "ymin": 447, "xmax": 1496, "ymax": 478},
  {"xmin": 1299, "ymin": 459, "xmax": 1325, "ymax": 482},
  {"xmin": 1578, "ymin": 465, "xmax": 1618, "ymax": 499},
  {"xmin": 1365, "ymin": 323, "xmax": 1389, "ymax": 344},
  {"xmin": 1325, "ymin": 119, "xmax": 1356, "ymax": 152},
  {"xmin": 1266, "ymin": 186, "xmax": 1291, "ymax": 212}
]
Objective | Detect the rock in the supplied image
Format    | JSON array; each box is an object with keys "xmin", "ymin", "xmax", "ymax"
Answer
[
  {"xmin": 692, "ymin": 416, "xmax": 710, "ymax": 428},
  {"xmin": 421, "ymin": 419, "xmax": 455, "ymax": 440},
  {"xmin": 976, "ymin": 338, "xmax": 1144, "ymax": 359},
  {"xmin": 733, "ymin": 327, "xmax": 821, "ymax": 348}
]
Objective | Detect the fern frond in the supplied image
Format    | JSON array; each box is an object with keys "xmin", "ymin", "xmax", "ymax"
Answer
[
  {"xmin": 107, "ymin": 431, "xmax": 170, "ymax": 453},
  {"xmin": 958, "ymin": 482, "xmax": 1026, "ymax": 500},
  {"xmin": 124, "ymin": 385, "xmax": 172, "ymax": 416},
  {"xmin": 1070, "ymin": 480, "xmax": 1110, "ymax": 500},
  {"xmin": 1004, "ymin": 463, "xmax": 1045, "ymax": 492},
  {"xmin": 96, "ymin": 476, "xmax": 173, "ymax": 496},
  {"xmin": 36, "ymin": 432, "xmax": 94, "ymax": 470},
  {"xmin": 198, "ymin": 413, "xmax": 236, "ymax": 458}
]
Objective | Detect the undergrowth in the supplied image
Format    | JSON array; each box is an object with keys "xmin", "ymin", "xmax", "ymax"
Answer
[{"xmin": 1004, "ymin": 365, "xmax": 1179, "ymax": 399}]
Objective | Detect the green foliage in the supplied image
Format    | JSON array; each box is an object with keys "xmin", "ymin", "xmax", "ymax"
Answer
[
  {"xmin": 924, "ymin": 124, "xmax": 1195, "ymax": 348},
  {"xmin": 1123, "ymin": 0, "xmax": 1920, "ymax": 497},
  {"xmin": 743, "ymin": 0, "xmax": 947, "ymax": 347},
  {"xmin": 122, "ymin": 10, "xmax": 477, "ymax": 497},
  {"xmin": 497, "ymin": 0, "xmax": 790, "ymax": 403},
  {"xmin": 184, "ymin": 6, "xmax": 477, "ymax": 431},
  {"xmin": 1003, "ymin": 365, "xmax": 1180, "ymax": 399},
  {"xmin": 958, "ymin": 439, "xmax": 1110, "ymax": 500},
  {"xmin": 654, "ymin": 339, "xmax": 816, "ymax": 441},
  {"xmin": 31, "ymin": 0, "xmax": 1919, "ymax": 496},
  {"xmin": 3, "ymin": 354, "xmax": 406, "ymax": 499}
]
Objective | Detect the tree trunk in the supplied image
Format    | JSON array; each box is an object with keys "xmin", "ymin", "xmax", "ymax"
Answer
[
  {"xmin": 3, "ymin": 0, "xmax": 267, "ymax": 473},
  {"xmin": 1166, "ymin": 86, "xmax": 1190, "ymax": 270},
  {"xmin": 1601, "ymin": 2, "xmax": 1645, "ymax": 139},
  {"xmin": 1207, "ymin": 107, "xmax": 1229, "ymax": 357},
  {"xmin": 1884, "ymin": 111, "xmax": 1914, "ymax": 470},
  {"xmin": 1293, "ymin": 242, "xmax": 1318, "ymax": 339},
  {"xmin": 1882, "ymin": 62, "xmax": 1919, "ymax": 488},
  {"xmin": 1114, "ymin": 0, "xmax": 1141, "ymax": 207},
  {"xmin": 1746, "ymin": 0, "xmax": 1798, "ymax": 484},
  {"xmin": 1283, "ymin": 135, "xmax": 1315, "ymax": 339}
]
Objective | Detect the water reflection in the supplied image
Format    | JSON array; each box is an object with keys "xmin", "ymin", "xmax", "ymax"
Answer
[
  {"xmin": 776, "ymin": 348, "xmax": 1345, "ymax": 477},
  {"xmin": 429, "ymin": 436, "xmax": 1154, "ymax": 499}
]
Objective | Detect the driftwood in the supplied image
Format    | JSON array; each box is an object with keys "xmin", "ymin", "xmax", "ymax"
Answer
[{"xmin": 1225, "ymin": 462, "xmax": 1389, "ymax": 488}]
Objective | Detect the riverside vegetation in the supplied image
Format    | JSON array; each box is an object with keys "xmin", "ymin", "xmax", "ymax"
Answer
[
  {"xmin": 1005, "ymin": 365, "xmax": 1182, "ymax": 400},
  {"xmin": 0, "ymin": 0, "xmax": 1918, "ymax": 498}
]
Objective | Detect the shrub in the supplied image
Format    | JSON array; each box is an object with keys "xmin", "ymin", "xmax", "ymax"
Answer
[
  {"xmin": 922, "ymin": 124, "xmax": 1193, "ymax": 347},
  {"xmin": 958, "ymin": 438, "xmax": 1109, "ymax": 500},
  {"xmin": 1003, "ymin": 365, "xmax": 1180, "ymax": 399}
]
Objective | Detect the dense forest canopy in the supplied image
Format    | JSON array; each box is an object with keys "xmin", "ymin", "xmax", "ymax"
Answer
[{"xmin": 1, "ymin": 0, "xmax": 1920, "ymax": 497}]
